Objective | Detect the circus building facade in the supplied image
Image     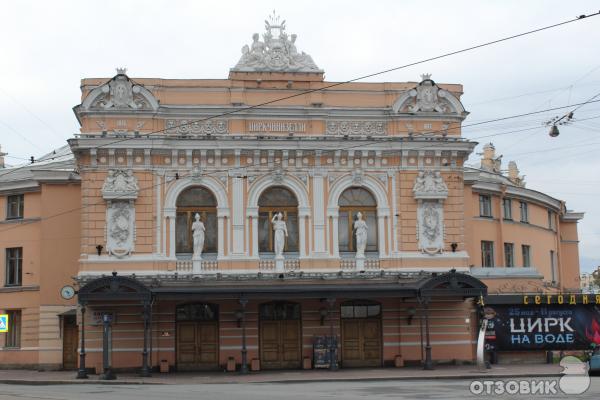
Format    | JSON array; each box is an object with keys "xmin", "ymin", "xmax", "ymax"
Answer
[{"xmin": 0, "ymin": 15, "xmax": 590, "ymax": 373}]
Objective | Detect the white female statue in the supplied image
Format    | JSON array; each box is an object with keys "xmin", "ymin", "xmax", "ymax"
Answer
[
  {"xmin": 354, "ymin": 212, "xmax": 368, "ymax": 258},
  {"xmin": 192, "ymin": 213, "xmax": 205, "ymax": 259},
  {"xmin": 271, "ymin": 212, "xmax": 288, "ymax": 257}
]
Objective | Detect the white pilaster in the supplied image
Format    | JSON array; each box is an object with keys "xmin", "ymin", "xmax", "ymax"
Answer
[
  {"xmin": 231, "ymin": 175, "xmax": 245, "ymax": 255},
  {"xmin": 311, "ymin": 170, "xmax": 327, "ymax": 256}
]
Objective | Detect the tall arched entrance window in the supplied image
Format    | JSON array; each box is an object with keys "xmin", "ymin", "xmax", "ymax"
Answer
[
  {"xmin": 338, "ymin": 187, "xmax": 378, "ymax": 253},
  {"xmin": 258, "ymin": 187, "xmax": 299, "ymax": 253},
  {"xmin": 176, "ymin": 187, "xmax": 217, "ymax": 254}
]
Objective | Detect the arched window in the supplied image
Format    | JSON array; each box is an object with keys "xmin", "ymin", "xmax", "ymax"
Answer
[
  {"xmin": 338, "ymin": 187, "xmax": 378, "ymax": 253},
  {"xmin": 176, "ymin": 187, "xmax": 217, "ymax": 254},
  {"xmin": 258, "ymin": 187, "xmax": 299, "ymax": 253}
]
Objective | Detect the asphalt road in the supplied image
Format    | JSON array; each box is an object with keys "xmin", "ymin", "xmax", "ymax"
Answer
[{"xmin": 1, "ymin": 378, "xmax": 600, "ymax": 400}]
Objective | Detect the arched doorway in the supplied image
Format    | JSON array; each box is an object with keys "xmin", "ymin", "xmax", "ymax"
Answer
[
  {"xmin": 176, "ymin": 303, "xmax": 219, "ymax": 371},
  {"xmin": 338, "ymin": 187, "xmax": 378, "ymax": 254},
  {"xmin": 258, "ymin": 187, "xmax": 299, "ymax": 254},
  {"xmin": 176, "ymin": 187, "xmax": 217, "ymax": 255},
  {"xmin": 259, "ymin": 301, "xmax": 302, "ymax": 369},
  {"xmin": 340, "ymin": 300, "xmax": 382, "ymax": 367}
]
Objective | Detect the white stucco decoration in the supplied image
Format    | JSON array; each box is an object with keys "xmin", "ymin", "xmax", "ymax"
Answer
[
  {"xmin": 413, "ymin": 170, "xmax": 447, "ymax": 254},
  {"xmin": 412, "ymin": 170, "xmax": 448, "ymax": 200},
  {"xmin": 106, "ymin": 201, "xmax": 136, "ymax": 258},
  {"xmin": 192, "ymin": 213, "xmax": 205, "ymax": 260},
  {"xmin": 81, "ymin": 70, "xmax": 159, "ymax": 111},
  {"xmin": 354, "ymin": 211, "xmax": 368, "ymax": 259},
  {"xmin": 102, "ymin": 169, "xmax": 139, "ymax": 258},
  {"xmin": 102, "ymin": 169, "xmax": 139, "ymax": 200},
  {"xmin": 391, "ymin": 74, "xmax": 466, "ymax": 115},
  {"xmin": 231, "ymin": 11, "xmax": 321, "ymax": 73}
]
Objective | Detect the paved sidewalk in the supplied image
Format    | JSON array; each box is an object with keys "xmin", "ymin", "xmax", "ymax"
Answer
[{"xmin": 0, "ymin": 364, "xmax": 563, "ymax": 385}]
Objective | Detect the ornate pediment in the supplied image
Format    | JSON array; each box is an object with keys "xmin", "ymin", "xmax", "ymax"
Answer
[
  {"xmin": 392, "ymin": 74, "xmax": 466, "ymax": 115},
  {"xmin": 231, "ymin": 11, "xmax": 322, "ymax": 73},
  {"xmin": 413, "ymin": 170, "xmax": 448, "ymax": 200},
  {"xmin": 102, "ymin": 169, "xmax": 139, "ymax": 200},
  {"xmin": 80, "ymin": 69, "xmax": 159, "ymax": 112}
]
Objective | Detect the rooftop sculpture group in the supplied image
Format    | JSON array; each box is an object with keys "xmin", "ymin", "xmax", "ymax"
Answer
[{"xmin": 232, "ymin": 12, "xmax": 321, "ymax": 73}]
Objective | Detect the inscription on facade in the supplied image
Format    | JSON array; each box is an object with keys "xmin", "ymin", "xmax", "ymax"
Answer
[{"xmin": 247, "ymin": 121, "xmax": 306, "ymax": 133}]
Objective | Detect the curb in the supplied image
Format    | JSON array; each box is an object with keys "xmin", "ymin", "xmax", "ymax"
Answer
[{"xmin": 0, "ymin": 372, "xmax": 563, "ymax": 386}]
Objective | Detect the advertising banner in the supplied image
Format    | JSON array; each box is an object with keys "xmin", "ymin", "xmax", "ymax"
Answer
[{"xmin": 483, "ymin": 305, "xmax": 600, "ymax": 351}]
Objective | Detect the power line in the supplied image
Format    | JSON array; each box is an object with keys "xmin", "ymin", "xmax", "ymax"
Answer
[
  {"xmin": 78, "ymin": 11, "xmax": 600, "ymax": 151},
  {"xmin": 1, "ymin": 11, "xmax": 598, "ymax": 181}
]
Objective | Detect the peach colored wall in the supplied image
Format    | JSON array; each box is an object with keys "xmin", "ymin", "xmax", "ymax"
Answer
[{"xmin": 80, "ymin": 297, "xmax": 478, "ymax": 371}]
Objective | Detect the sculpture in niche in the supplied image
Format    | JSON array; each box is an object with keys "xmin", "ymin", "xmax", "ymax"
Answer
[
  {"xmin": 106, "ymin": 201, "xmax": 135, "ymax": 258},
  {"xmin": 233, "ymin": 11, "xmax": 321, "ymax": 72},
  {"xmin": 192, "ymin": 213, "xmax": 206, "ymax": 259},
  {"xmin": 271, "ymin": 212, "xmax": 288, "ymax": 257},
  {"xmin": 354, "ymin": 212, "xmax": 368, "ymax": 259}
]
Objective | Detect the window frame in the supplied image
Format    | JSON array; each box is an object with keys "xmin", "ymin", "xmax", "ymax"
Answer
[
  {"xmin": 5, "ymin": 310, "xmax": 21, "ymax": 348},
  {"xmin": 6, "ymin": 194, "xmax": 24, "ymax": 220},
  {"xmin": 5, "ymin": 247, "xmax": 23, "ymax": 287},
  {"xmin": 337, "ymin": 187, "xmax": 378, "ymax": 253},
  {"xmin": 502, "ymin": 198, "xmax": 512, "ymax": 220},
  {"xmin": 258, "ymin": 187, "xmax": 299, "ymax": 254},
  {"xmin": 175, "ymin": 186, "xmax": 218, "ymax": 255},
  {"xmin": 548, "ymin": 210, "xmax": 556, "ymax": 230},
  {"xmin": 504, "ymin": 242, "xmax": 514, "ymax": 268},
  {"xmin": 481, "ymin": 241, "xmax": 495, "ymax": 268},
  {"xmin": 519, "ymin": 201, "xmax": 529, "ymax": 223},
  {"xmin": 522, "ymin": 244, "xmax": 531, "ymax": 268},
  {"xmin": 479, "ymin": 195, "xmax": 492, "ymax": 218}
]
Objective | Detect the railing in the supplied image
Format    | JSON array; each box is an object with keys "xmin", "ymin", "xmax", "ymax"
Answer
[
  {"xmin": 259, "ymin": 259, "xmax": 300, "ymax": 271},
  {"xmin": 176, "ymin": 259, "xmax": 219, "ymax": 273},
  {"xmin": 340, "ymin": 258, "xmax": 380, "ymax": 271}
]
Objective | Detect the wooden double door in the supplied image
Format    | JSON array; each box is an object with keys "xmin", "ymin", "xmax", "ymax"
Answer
[
  {"xmin": 260, "ymin": 319, "xmax": 302, "ymax": 369},
  {"xmin": 259, "ymin": 302, "xmax": 302, "ymax": 369},
  {"xmin": 341, "ymin": 318, "xmax": 382, "ymax": 367},
  {"xmin": 177, "ymin": 321, "xmax": 219, "ymax": 370}
]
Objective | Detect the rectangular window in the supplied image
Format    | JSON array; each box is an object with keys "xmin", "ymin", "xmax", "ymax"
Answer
[
  {"xmin": 479, "ymin": 195, "xmax": 492, "ymax": 217},
  {"xmin": 520, "ymin": 201, "xmax": 529, "ymax": 223},
  {"xmin": 550, "ymin": 250, "xmax": 557, "ymax": 283},
  {"xmin": 504, "ymin": 243, "xmax": 514, "ymax": 268},
  {"xmin": 6, "ymin": 195, "xmax": 24, "ymax": 220},
  {"xmin": 5, "ymin": 248, "xmax": 22, "ymax": 286},
  {"xmin": 5, "ymin": 310, "xmax": 21, "ymax": 348},
  {"xmin": 548, "ymin": 210, "xmax": 555, "ymax": 230},
  {"xmin": 522, "ymin": 245, "xmax": 531, "ymax": 268},
  {"xmin": 481, "ymin": 241, "xmax": 494, "ymax": 267},
  {"xmin": 502, "ymin": 198, "xmax": 512, "ymax": 220}
]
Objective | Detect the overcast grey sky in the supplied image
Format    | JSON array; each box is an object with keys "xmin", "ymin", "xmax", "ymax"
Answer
[{"xmin": 1, "ymin": 0, "xmax": 599, "ymax": 272}]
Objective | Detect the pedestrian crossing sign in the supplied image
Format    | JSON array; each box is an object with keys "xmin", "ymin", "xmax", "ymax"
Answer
[{"xmin": 0, "ymin": 314, "xmax": 7, "ymax": 333}]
